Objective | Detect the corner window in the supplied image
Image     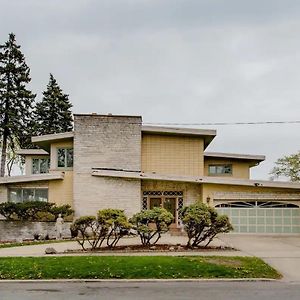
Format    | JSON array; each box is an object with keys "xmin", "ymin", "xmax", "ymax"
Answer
[
  {"xmin": 57, "ymin": 148, "xmax": 73, "ymax": 168},
  {"xmin": 32, "ymin": 158, "xmax": 50, "ymax": 174},
  {"xmin": 209, "ymin": 164, "xmax": 232, "ymax": 175},
  {"xmin": 8, "ymin": 188, "xmax": 48, "ymax": 203}
]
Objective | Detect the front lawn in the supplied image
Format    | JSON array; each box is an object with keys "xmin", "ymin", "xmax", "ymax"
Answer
[{"xmin": 0, "ymin": 256, "xmax": 281, "ymax": 279}]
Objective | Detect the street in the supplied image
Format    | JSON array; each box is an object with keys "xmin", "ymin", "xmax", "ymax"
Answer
[{"xmin": 0, "ymin": 281, "xmax": 299, "ymax": 300}]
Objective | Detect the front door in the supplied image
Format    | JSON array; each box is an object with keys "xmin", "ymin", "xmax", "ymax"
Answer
[{"xmin": 149, "ymin": 197, "xmax": 178, "ymax": 227}]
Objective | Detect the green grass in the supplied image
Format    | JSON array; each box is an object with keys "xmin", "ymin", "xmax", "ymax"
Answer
[
  {"xmin": 0, "ymin": 256, "xmax": 281, "ymax": 280},
  {"xmin": 0, "ymin": 239, "xmax": 73, "ymax": 249}
]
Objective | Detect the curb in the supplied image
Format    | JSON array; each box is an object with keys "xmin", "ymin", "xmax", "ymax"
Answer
[{"xmin": 0, "ymin": 278, "xmax": 279, "ymax": 283}]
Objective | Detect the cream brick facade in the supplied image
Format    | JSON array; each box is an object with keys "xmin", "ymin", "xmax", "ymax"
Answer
[
  {"xmin": 204, "ymin": 158, "xmax": 251, "ymax": 179},
  {"xmin": 73, "ymin": 115, "xmax": 142, "ymax": 217},
  {"xmin": 1, "ymin": 113, "xmax": 300, "ymax": 233},
  {"xmin": 0, "ymin": 186, "xmax": 7, "ymax": 204},
  {"xmin": 202, "ymin": 183, "xmax": 300, "ymax": 206},
  {"xmin": 142, "ymin": 180, "xmax": 201, "ymax": 206},
  {"xmin": 49, "ymin": 171, "xmax": 73, "ymax": 206},
  {"xmin": 142, "ymin": 134, "xmax": 204, "ymax": 176}
]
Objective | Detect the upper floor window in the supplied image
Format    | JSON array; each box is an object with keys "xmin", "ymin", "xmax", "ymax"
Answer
[
  {"xmin": 57, "ymin": 148, "xmax": 73, "ymax": 168},
  {"xmin": 32, "ymin": 158, "xmax": 50, "ymax": 174},
  {"xmin": 209, "ymin": 164, "xmax": 232, "ymax": 175},
  {"xmin": 9, "ymin": 188, "xmax": 48, "ymax": 203}
]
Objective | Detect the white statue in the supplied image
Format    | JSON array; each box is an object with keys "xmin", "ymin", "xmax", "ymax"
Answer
[{"xmin": 55, "ymin": 214, "xmax": 64, "ymax": 240}]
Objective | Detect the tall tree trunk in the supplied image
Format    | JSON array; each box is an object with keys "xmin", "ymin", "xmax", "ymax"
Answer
[{"xmin": 0, "ymin": 129, "xmax": 8, "ymax": 177}]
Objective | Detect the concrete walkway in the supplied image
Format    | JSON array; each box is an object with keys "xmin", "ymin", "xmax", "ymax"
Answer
[
  {"xmin": 219, "ymin": 234, "xmax": 300, "ymax": 282},
  {"xmin": 0, "ymin": 234, "xmax": 245, "ymax": 257}
]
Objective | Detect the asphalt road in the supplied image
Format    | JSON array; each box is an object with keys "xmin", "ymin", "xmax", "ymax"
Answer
[{"xmin": 0, "ymin": 281, "xmax": 299, "ymax": 300}]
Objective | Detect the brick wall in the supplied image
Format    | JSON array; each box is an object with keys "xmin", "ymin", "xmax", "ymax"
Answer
[{"xmin": 73, "ymin": 115, "xmax": 142, "ymax": 217}]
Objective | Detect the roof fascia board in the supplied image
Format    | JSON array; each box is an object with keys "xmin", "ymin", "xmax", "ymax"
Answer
[
  {"xmin": 204, "ymin": 152, "xmax": 265, "ymax": 162},
  {"xmin": 91, "ymin": 170, "xmax": 300, "ymax": 189},
  {"xmin": 16, "ymin": 149, "xmax": 49, "ymax": 156},
  {"xmin": 0, "ymin": 173, "xmax": 64, "ymax": 185},
  {"xmin": 32, "ymin": 132, "xmax": 74, "ymax": 143},
  {"xmin": 142, "ymin": 126, "xmax": 216, "ymax": 149}
]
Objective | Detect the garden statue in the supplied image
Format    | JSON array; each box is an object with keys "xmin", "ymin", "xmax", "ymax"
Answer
[{"xmin": 55, "ymin": 214, "xmax": 64, "ymax": 240}]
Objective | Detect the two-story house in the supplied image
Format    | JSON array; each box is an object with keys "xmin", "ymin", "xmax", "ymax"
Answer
[{"xmin": 1, "ymin": 114, "xmax": 300, "ymax": 233}]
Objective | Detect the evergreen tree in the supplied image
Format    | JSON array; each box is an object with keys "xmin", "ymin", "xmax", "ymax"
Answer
[
  {"xmin": 0, "ymin": 33, "xmax": 36, "ymax": 177},
  {"xmin": 34, "ymin": 74, "xmax": 73, "ymax": 135}
]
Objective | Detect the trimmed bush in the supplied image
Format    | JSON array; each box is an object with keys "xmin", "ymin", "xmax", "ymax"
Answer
[
  {"xmin": 0, "ymin": 201, "xmax": 74, "ymax": 221},
  {"xmin": 130, "ymin": 207, "xmax": 174, "ymax": 246},
  {"xmin": 180, "ymin": 202, "xmax": 233, "ymax": 248},
  {"xmin": 72, "ymin": 209, "xmax": 131, "ymax": 250},
  {"xmin": 98, "ymin": 209, "xmax": 131, "ymax": 248}
]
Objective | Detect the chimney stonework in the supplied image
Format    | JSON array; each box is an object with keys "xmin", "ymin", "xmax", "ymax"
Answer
[{"xmin": 73, "ymin": 115, "xmax": 142, "ymax": 217}]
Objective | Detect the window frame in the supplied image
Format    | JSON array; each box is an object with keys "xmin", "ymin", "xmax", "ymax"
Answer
[
  {"xmin": 208, "ymin": 164, "xmax": 233, "ymax": 176},
  {"xmin": 32, "ymin": 157, "xmax": 50, "ymax": 174},
  {"xmin": 57, "ymin": 147, "xmax": 73, "ymax": 169},
  {"xmin": 8, "ymin": 188, "xmax": 48, "ymax": 203}
]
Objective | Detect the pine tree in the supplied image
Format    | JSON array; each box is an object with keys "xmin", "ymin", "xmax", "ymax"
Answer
[
  {"xmin": 0, "ymin": 33, "xmax": 36, "ymax": 177},
  {"xmin": 34, "ymin": 74, "xmax": 73, "ymax": 135}
]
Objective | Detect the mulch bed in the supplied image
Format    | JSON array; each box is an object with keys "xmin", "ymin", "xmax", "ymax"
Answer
[{"xmin": 64, "ymin": 244, "xmax": 235, "ymax": 253}]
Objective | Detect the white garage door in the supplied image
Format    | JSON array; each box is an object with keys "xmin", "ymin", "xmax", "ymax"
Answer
[{"xmin": 216, "ymin": 201, "xmax": 300, "ymax": 233}]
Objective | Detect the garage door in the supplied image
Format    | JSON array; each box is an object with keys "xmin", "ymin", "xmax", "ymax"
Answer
[{"xmin": 216, "ymin": 201, "xmax": 300, "ymax": 233}]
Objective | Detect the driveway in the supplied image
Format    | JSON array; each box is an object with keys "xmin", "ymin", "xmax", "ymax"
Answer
[{"xmin": 219, "ymin": 234, "xmax": 300, "ymax": 282}]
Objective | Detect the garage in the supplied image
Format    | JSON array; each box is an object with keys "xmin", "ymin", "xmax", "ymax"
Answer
[{"xmin": 215, "ymin": 201, "xmax": 300, "ymax": 233}]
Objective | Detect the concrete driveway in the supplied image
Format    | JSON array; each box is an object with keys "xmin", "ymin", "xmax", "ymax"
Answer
[{"xmin": 219, "ymin": 234, "xmax": 300, "ymax": 282}]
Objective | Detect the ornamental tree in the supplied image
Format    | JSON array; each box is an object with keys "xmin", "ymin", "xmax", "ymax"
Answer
[
  {"xmin": 71, "ymin": 209, "xmax": 131, "ymax": 250},
  {"xmin": 180, "ymin": 202, "xmax": 233, "ymax": 248},
  {"xmin": 130, "ymin": 207, "xmax": 174, "ymax": 246},
  {"xmin": 0, "ymin": 33, "xmax": 36, "ymax": 176},
  {"xmin": 270, "ymin": 151, "xmax": 300, "ymax": 182},
  {"xmin": 33, "ymin": 73, "xmax": 73, "ymax": 135}
]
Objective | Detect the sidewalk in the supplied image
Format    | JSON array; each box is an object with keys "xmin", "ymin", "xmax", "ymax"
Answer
[{"xmin": 0, "ymin": 234, "xmax": 249, "ymax": 257}]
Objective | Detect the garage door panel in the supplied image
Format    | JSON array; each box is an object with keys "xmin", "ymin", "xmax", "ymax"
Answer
[{"xmin": 216, "ymin": 203, "xmax": 300, "ymax": 234}]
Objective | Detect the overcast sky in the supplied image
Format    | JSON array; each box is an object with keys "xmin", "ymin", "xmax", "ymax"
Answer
[{"xmin": 1, "ymin": 0, "xmax": 300, "ymax": 179}]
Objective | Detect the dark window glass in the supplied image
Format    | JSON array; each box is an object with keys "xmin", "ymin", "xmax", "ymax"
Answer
[
  {"xmin": 32, "ymin": 158, "xmax": 50, "ymax": 174},
  {"xmin": 8, "ymin": 188, "xmax": 48, "ymax": 203},
  {"xmin": 209, "ymin": 164, "xmax": 232, "ymax": 175},
  {"xmin": 57, "ymin": 148, "xmax": 73, "ymax": 168}
]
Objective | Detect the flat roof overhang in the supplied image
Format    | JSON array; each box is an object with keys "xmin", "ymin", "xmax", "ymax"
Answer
[
  {"xmin": 142, "ymin": 126, "xmax": 216, "ymax": 149},
  {"xmin": 32, "ymin": 132, "xmax": 74, "ymax": 151},
  {"xmin": 204, "ymin": 152, "xmax": 266, "ymax": 167},
  {"xmin": 91, "ymin": 169, "xmax": 300, "ymax": 190},
  {"xmin": 16, "ymin": 149, "xmax": 49, "ymax": 156},
  {"xmin": 0, "ymin": 173, "xmax": 65, "ymax": 185}
]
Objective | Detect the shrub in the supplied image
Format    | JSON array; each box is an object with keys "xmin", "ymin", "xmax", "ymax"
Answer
[
  {"xmin": 71, "ymin": 216, "xmax": 98, "ymax": 250},
  {"xmin": 0, "ymin": 202, "xmax": 18, "ymax": 220},
  {"xmin": 50, "ymin": 204, "xmax": 74, "ymax": 219},
  {"xmin": 72, "ymin": 209, "xmax": 131, "ymax": 250},
  {"xmin": 180, "ymin": 202, "xmax": 233, "ymax": 248},
  {"xmin": 98, "ymin": 209, "xmax": 131, "ymax": 248},
  {"xmin": 35, "ymin": 211, "xmax": 56, "ymax": 222},
  {"xmin": 130, "ymin": 207, "xmax": 174, "ymax": 246},
  {"xmin": 0, "ymin": 201, "xmax": 74, "ymax": 221}
]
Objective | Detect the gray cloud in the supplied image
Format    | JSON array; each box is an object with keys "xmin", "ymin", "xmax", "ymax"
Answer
[{"xmin": 1, "ymin": 0, "xmax": 300, "ymax": 179}]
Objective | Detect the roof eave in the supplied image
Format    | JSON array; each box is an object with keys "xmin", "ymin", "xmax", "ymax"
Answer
[
  {"xmin": 91, "ymin": 169, "xmax": 300, "ymax": 189},
  {"xmin": 32, "ymin": 132, "xmax": 74, "ymax": 151},
  {"xmin": 0, "ymin": 173, "xmax": 65, "ymax": 185},
  {"xmin": 142, "ymin": 126, "xmax": 216, "ymax": 149}
]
